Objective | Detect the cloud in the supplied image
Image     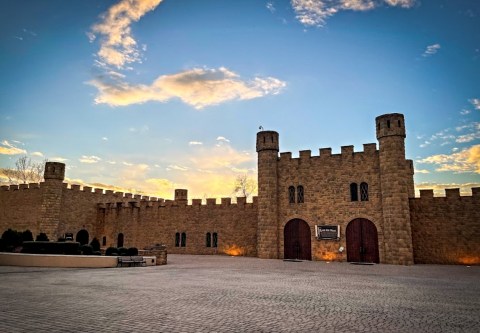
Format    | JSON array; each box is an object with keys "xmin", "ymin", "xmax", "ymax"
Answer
[
  {"xmin": 51, "ymin": 157, "xmax": 68, "ymax": 162},
  {"xmin": 79, "ymin": 155, "xmax": 102, "ymax": 164},
  {"xmin": 90, "ymin": 0, "xmax": 162, "ymax": 69},
  {"xmin": 189, "ymin": 141, "xmax": 203, "ymax": 146},
  {"xmin": 102, "ymin": 137, "xmax": 109, "ymax": 141},
  {"xmin": 415, "ymin": 169, "xmax": 430, "ymax": 174},
  {"xmin": 89, "ymin": 1, "xmax": 285, "ymax": 109},
  {"xmin": 216, "ymin": 136, "xmax": 230, "ymax": 142},
  {"xmin": 422, "ymin": 43, "xmax": 441, "ymax": 57},
  {"xmin": 166, "ymin": 165, "xmax": 189, "ymax": 171},
  {"xmin": 417, "ymin": 145, "xmax": 480, "ymax": 174},
  {"xmin": 460, "ymin": 109, "xmax": 471, "ymax": 115},
  {"xmin": 31, "ymin": 152, "xmax": 44, "ymax": 157},
  {"xmin": 470, "ymin": 98, "xmax": 480, "ymax": 110},
  {"xmin": 266, "ymin": 2, "xmax": 276, "ymax": 13},
  {"xmin": 0, "ymin": 140, "xmax": 27, "ymax": 155},
  {"xmin": 90, "ymin": 67, "xmax": 286, "ymax": 109},
  {"xmin": 290, "ymin": 0, "xmax": 415, "ymax": 27},
  {"xmin": 456, "ymin": 132, "xmax": 480, "ymax": 143}
]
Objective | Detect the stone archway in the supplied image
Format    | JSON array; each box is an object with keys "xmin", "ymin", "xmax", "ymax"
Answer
[
  {"xmin": 76, "ymin": 229, "xmax": 89, "ymax": 245},
  {"xmin": 346, "ymin": 218, "xmax": 379, "ymax": 263},
  {"xmin": 284, "ymin": 219, "xmax": 312, "ymax": 260}
]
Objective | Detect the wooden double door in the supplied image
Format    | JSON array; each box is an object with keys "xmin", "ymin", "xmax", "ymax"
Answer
[
  {"xmin": 346, "ymin": 218, "xmax": 379, "ymax": 263},
  {"xmin": 284, "ymin": 219, "xmax": 312, "ymax": 260}
]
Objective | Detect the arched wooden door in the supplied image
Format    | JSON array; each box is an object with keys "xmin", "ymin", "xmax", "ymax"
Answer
[
  {"xmin": 346, "ymin": 218, "xmax": 379, "ymax": 263},
  {"xmin": 76, "ymin": 229, "xmax": 89, "ymax": 245},
  {"xmin": 284, "ymin": 219, "xmax": 311, "ymax": 260},
  {"xmin": 117, "ymin": 233, "xmax": 124, "ymax": 248}
]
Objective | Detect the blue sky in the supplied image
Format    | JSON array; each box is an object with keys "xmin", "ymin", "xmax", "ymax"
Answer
[{"xmin": 0, "ymin": 0, "xmax": 479, "ymax": 199}]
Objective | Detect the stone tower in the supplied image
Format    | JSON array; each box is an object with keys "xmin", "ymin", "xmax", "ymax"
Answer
[
  {"xmin": 256, "ymin": 130, "xmax": 279, "ymax": 259},
  {"xmin": 39, "ymin": 162, "xmax": 65, "ymax": 240},
  {"xmin": 376, "ymin": 114, "xmax": 414, "ymax": 265},
  {"xmin": 174, "ymin": 189, "xmax": 188, "ymax": 204}
]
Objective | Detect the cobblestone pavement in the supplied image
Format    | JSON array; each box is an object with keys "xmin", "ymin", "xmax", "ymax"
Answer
[{"xmin": 0, "ymin": 255, "xmax": 479, "ymax": 333}]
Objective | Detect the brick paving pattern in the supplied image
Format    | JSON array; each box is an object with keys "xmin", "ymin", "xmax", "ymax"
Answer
[{"xmin": 0, "ymin": 255, "xmax": 479, "ymax": 332}]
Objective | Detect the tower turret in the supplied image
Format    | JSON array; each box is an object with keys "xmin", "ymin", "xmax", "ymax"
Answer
[
  {"xmin": 376, "ymin": 113, "xmax": 414, "ymax": 265},
  {"xmin": 40, "ymin": 162, "xmax": 65, "ymax": 241},
  {"xmin": 256, "ymin": 131, "xmax": 279, "ymax": 259},
  {"xmin": 174, "ymin": 189, "xmax": 188, "ymax": 204}
]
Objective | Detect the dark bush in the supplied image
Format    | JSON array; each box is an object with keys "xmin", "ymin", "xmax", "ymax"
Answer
[
  {"xmin": 80, "ymin": 244, "xmax": 93, "ymax": 255},
  {"xmin": 90, "ymin": 238, "xmax": 101, "ymax": 252},
  {"xmin": 105, "ymin": 247, "xmax": 118, "ymax": 256},
  {"xmin": 93, "ymin": 251, "xmax": 102, "ymax": 256},
  {"xmin": 126, "ymin": 247, "xmax": 138, "ymax": 256},
  {"xmin": 57, "ymin": 237, "xmax": 65, "ymax": 242},
  {"xmin": 1, "ymin": 229, "xmax": 22, "ymax": 251},
  {"xmin": 35, "ymin": 233, "xmax": 49, "ymax": 242},
  {"xmin": 117, "ymin": 247, "xmax": 128, "ymax": 255},
  {"xmin": 21, "ymin": 241, "xmax": 80, "ymax": 255},
  {"xmin": 21, "ymin": 230, "xmax": 34, "ymax": 242}
]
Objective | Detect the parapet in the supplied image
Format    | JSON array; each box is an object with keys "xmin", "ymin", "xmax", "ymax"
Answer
[
  {"xmin": 278, "ymin": 143, "xmax": 378, "ymax": 163},
  {"xmin": 417, "ymin": 187, "xmax": 480, "ymax": 199}
]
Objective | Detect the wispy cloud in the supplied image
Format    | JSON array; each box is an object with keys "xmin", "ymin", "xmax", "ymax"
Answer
[
  {"xmin": 470, "ymin": 98, "xmax": 480, "ymax": 110},
  {"xmin": 51, "ymin": 157, "xmax": 68, "ymax": 162},
  {"xmin": 216, "ymin": 136, "xmax": 230, "ymax": 143},
  {"xmin": 0, "ymin": 140, "xmax": 27, "ymax": 155},
  {"xmin": 417, "ymin": 145, "xmax": 480, "ymax": 174},
  {"xmin": 422, "ymin": 43, "xmax": 441, "ymax": 57},
  {"xmin": 189, "ymin": 141, "xmax": 203, "ymax": 146},
  {"xmin": 166, "ymin": 165, "xmax": 189, "ymax": 171},
  {"xmin": 31, "ymin": 152, "xmax": 44, "ymax": 157},
  {"xmin": 266, "ymin": 1, "xmax": 276, "ymax": 13},
  {"xmin": 415, "ymin": 182, "xmax": 480, "ymax": 197},
  {"xmin": 89, "ymin": 0, "xmax": 285, "ymax": 109},
  {"xmin": 290, "ymin": 0, "xmax": 415, "ymax": 27},
  {"xmin": 79, "ymin": 155, "xmax": 102, "ymax": 164}
]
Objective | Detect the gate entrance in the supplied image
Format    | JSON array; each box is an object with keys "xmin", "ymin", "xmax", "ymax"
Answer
[
  {"xmin": 284, "ymin": 219, "xmax": 311, "ymax": 260},
  {"xmin": 346, "ymin": 218, "xmax": 379, "ymax": 263}
]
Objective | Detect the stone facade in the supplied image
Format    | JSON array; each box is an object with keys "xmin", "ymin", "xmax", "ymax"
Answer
[{"xmin": 0, "ymin": 113, "xmax": 478, "ymax": 265}]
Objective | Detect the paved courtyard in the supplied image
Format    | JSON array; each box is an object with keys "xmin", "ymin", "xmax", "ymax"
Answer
[{"xmin": 0, "ymin": 255, "xmax": 479, "ymax": 333}]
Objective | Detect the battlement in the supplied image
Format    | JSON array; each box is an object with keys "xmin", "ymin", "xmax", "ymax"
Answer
[
  {"xmin": 98, "ymin": 195, "xmax": 258, "ymax": 211},
  {"xmin": 415, "ymin": 187, "xmax": 480, "ymax": 199},
  {"xmin": 278, "ymin": 143, "xmax": 378, "ymax": 162},
  {"xmin": 1, "ymin": 183, "xmax": 41, "ymax": 191}
]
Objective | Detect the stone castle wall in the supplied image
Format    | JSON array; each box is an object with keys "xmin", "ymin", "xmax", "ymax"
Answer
[
  {"xmin": 0, "ymin": 184, "xmax": 43, "ymax": 235},
  {"xmin": 276, "ymin": 144, "xmax": 384, "ymax": 262},
  {"xmin": 410, "ymin": 188, "xmax": 480, "ymax": 265},
  {"xmin": 100, "ymin": 197, "xmax": 258, "ymax": 256}
]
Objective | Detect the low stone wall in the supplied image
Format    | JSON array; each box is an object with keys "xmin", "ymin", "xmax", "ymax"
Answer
[
  {"xmin": 142, "ymin": 245, "xmax": 167, "ymax": 265},
  {"xmin": 0, "ymin": 252, "xmax": 118, "ymax": 268}
]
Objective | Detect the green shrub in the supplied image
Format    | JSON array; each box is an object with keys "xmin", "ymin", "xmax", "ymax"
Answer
[
  {"xmin": 126, "ymin": 247, "xmax": 138, "ymax": 256},
  {"xmin": 21, "ymin": 241, "xmax": 80, "ymax": 255},
  {"xmin": 35, "ymin": 233, "xmax": 49, "ymax": 242},
  {"xmin": 117, "ymin": 247, "xmax": 128, "ymax": 255},
  {"xmin": 105, "ymin": 247, "xmax": 118, "ymax": 256},
  {"xmin": 90, "ymin": 238, "xmax": 101, "ymax": 252},
  {"xmin": 80, "ymin": 244, "xmax": 93, "ymax": 255}
]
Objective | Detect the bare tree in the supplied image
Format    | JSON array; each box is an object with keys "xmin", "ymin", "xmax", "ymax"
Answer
[
  {"xmin": 0, "ymin": 156, "xmax": 46, "ymax": 184},
  {"xmin": 232, "ymin": 174, "xmax": 257, "ymax": 199}
]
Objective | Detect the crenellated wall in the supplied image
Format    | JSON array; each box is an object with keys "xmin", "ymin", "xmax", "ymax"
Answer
[
  {"xmin": 99, "ymin": 195, "xmax": 258, "ymax": 256},
  {"xmin": 276, "ymin": 143, "xmax": 385, "ymax": 262},
  {"xmin": 0, "ymin": 184, "xmax": 43, "ymax": 235},
  {"xmin": 410, "ymin": 188, "xmax": 480, "ymax": 265}
]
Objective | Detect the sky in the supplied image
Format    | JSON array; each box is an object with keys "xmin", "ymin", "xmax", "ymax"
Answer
[{"xmin": 0, "ymin": 0, "xmax": 479, "ymax": 200}]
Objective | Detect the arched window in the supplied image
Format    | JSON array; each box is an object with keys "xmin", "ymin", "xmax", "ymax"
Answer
[
  {"xmin": 212, "ymin": 233, "xmax": 218, "ymax": 248},
  {"xmin": 117, "ymin": 233, "xmax": 124, "ymax": 248},
  {"xmin": 181, "ymin": 232, "xmax": 186, "ymax": 247},
  {"xmin": 350, "ymin": 183, "xmax": 358, "ymax": 201},
  {"xmin": 297, "ymin": 186, "xmax": 304, "ymax": 203},
  {"xmin": 175, "ymin": 232, "xmax": 180, "ymax": 247},
  {"xmin": 360, "ymin": 182, "xmax": 369, "ymax": 201},
  {"xmin": 102, "ymin": 236, "xmax": 106, "ymax": 246},
  {"xmin": 288, "ymin": 186, "xmax": 295, "ymax": 203},
  {"xmin": 206, "ymin": 232, "xmax": 211, "ymax": 247}
]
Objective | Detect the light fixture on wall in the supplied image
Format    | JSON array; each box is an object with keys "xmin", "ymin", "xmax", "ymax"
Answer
[{"xmin": 338, "ymin": 246, "xmax": 344, "ymax": 253}]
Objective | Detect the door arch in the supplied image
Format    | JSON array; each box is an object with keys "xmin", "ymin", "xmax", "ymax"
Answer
[
  {"xmin": 284, "ymin": 219, "xmax": 311, "ymax": 260},
  {"xmin": 117, "ymin": 233, "xmax": 124, "ymax": 248},
  {"xmin": 76, "ymin": 229, "xmax": 89, "ymax": 245},
  {"xmin": 346, "ymin": 218, "xmax": 379, "ymax": 263}
]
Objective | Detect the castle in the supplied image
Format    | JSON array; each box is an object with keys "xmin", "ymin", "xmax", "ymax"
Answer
[{"xmin": 0, "ymin": 113, "xmax": 478, "ymax": 265}]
